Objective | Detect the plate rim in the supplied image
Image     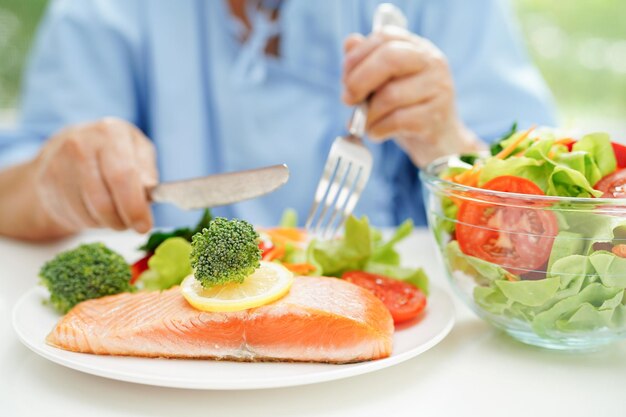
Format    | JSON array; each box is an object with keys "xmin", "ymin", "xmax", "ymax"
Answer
[{"xmin": 12, "ymin": 284, "xmax": 455, "ymax": 390}]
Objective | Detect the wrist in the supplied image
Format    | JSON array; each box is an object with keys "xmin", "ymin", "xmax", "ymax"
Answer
[
  {"xmin": 451, "ymin": 120, "xmax": 486, "ymax": 155},
  {"xmin": 0, "ymin": 159, "xmax": 74, "ymax": 241}
]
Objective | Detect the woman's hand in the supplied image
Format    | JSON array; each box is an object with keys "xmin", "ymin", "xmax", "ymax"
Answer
[
  {"xmin": 31, "ymin": 118, "xmax": 158, "ymax": 236},
  {"xmin": 342, "ymin": 27, "xmax": 485, "ymax": 168}
]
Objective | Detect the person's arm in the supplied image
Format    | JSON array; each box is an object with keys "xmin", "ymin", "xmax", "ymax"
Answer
[
  {"xmin": 0, "ymin": 160, "xmax": 63, "ymax": 241},
  {"xmin": 341, "ymin": 0, "xmax": 556, "ymax": 167},
  {"xmin": 0, "ymin": 119, "xmax": 157, "ymax": 241},
  {"xmin": 0, "ymin": 0, "xmax": 155, "ymax": 241}
]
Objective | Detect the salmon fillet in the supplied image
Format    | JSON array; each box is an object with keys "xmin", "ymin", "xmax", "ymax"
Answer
[{"xmin": 46, "ymin": 276, "xmax": 394, "ymax": 363}]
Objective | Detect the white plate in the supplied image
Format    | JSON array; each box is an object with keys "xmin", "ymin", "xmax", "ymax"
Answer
[{"xmin": 12, "ymin": 285, "xmax": 454, "ymax": 390}]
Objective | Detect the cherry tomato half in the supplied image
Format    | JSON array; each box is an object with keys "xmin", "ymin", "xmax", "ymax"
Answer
[
  {"xmin": 130, "ymin": 253, "xmax": 152, "ymax": 284},
  {"xmin": 612, "ymin": 142, "xmax": 626, "ymax": 169},
  {"xmin": 456, "ymin": 176, "xmax": 558, "ymax": 275},
  {"xmin": 595, "ymin": 168, "xmax": 626, "ymax": 198},
  {"xmin": 342, "ymin": 271, "xmax": 427, "ymax": 324}
]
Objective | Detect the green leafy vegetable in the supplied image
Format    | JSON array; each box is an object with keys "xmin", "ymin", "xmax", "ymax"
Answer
[
  {"xmin": 39, "ymin": 243, "xmax": 133, "ymax": 313},
  {"xmin": 490, "ymin": 122, "xmax": 518, "ymax": 156},
  {"xmin": 190, "ymin": 217, "xmax": 261, "ymax": 288},
  {"xmin": 479, "ymin": 156, "xmax": 550, "ymax": 190},
  {"xmin": 140, "ymin": 237, "xmax": 192, "ymax": 290},
  {"xmin": 572, "ymin": 133, "xmax": 616, "ymax": 178},
  {"xmin": 547, "ymin": 164, "xmax": 603, "ymax": 198},
  {"xmin": 446, "ymin": 240, "xmax": 626, "ymax": 335},
  {"xmin": 494, "ymin": 278, "xmax": 560, "ymax": 307},
  {"xmin": 459, "ymin": 154, "xmax": 481, "ymax": 165},
  {"xmin": 477, "ymin": 131, "xmax": 612, "ymax": 198},
  {"xmin": 546, "ymin": 231, "xmax": 585, "ymax": 271},
  {"xmin": 532, "ymin": 283, "xmax": 624, "ymax": 335},
  {"xmin": 445, "ymin": 240, "xmax": 510, "ymax": 284},
  {"xmin": 588, "ymin": 252, "xmax": 626, "ymax": 288},
  {"xmin": 307, "ymin": 216, "xmax": 429, "ymax": 293},
  {"xmin": 279, "ymin": 208, "xmax": 298, "ymax": 228}
]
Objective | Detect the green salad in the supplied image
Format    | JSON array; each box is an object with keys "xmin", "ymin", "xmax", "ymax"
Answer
[{"xmin": 437, "ymin": 126, "xmax": 626, "ymax": 336}]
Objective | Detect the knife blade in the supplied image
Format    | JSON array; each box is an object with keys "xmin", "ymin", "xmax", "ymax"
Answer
[{"xmin": 148, "ymin": 164, "xmax": 289, "ymax": 210}]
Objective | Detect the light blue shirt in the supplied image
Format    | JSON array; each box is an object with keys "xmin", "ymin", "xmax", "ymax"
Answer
[{"xmin": 0, "ymin": 0, "xmax": 556, "ymax": 228}]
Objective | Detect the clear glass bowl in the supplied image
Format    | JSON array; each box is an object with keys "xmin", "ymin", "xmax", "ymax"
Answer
[{"xmin": 420, "ymin": 155, "xmax": 626, "ymax": 351}]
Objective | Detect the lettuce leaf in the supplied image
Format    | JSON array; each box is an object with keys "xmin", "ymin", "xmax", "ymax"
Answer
[
  {"xmin": 494, "ymin": 278, "xmax": 560, "ymax": 307},
  {"xmin": 572, "ymin": 132, "xmax": 617, "ymax": 178},
  {"xmin": 140, "ymin": 237, "xmax": 192, "ymax": 291},
  {"xmin": 446, "ymin": 240, "xmax": 626, "ymax": 335},
  {"xmin": 547, "ymin": 165, "xmax": 603, "ymax": 198},
  {"xmin": 532, "ymin": 283, "xmax": 624, "ymax": 335},
  {"xmin": 307, "ymin": 216, "xmax": 429, "ymax": 293},
  {"xmin": 279, "ymin": 208, "xmax": 298, "ymax": 228},
  {"xmin": 479, "ymin": 157, "xmax": 550, "ymax": 190},
  {"xmin": 546, "ymin": 231, "xmax": 585, "ymax": 271},
  {"xmin": 476, "ymin": 132, "xmax": 610, "ymax": 198},
  {"xmin": 588, "ymin": 252, "xmax": 626, "ymax": 288}
]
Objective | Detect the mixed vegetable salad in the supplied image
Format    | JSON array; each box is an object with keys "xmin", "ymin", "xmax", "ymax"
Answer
[
  {"xmin": 437, "ymin": 126, "xmax": 626, "ymax": 336},
  {"xmin": 40, "ymin": 208, "xmax": 430, "ymax": 326},
  {"xmin": 130, "ymin": 209, "xmax": 429, "ymax": 324}
]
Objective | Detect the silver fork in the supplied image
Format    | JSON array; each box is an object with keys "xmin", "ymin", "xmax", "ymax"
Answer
[{"xmin": 305, "ymin": 3, "xmax": 408, "ymax": 238}]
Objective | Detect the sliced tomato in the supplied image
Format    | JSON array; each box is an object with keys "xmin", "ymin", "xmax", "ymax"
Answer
[
  {"xmin": 342, "ymin": 271, "xmax": 427, "ymax": 324},
  {"xmin": 612, "ymin": 142, "xmax": 626, "ymax": 169},
  {"xmin": 130, "ymin": 253, "xmax": 152, "ymax": 284},
  {"xmin": 595, "ymin": 168, "xmax": 626, "ymax": 198},
  {"xmin": 456, "ymin": 176, "xmax": 558, "ymax": 275}
]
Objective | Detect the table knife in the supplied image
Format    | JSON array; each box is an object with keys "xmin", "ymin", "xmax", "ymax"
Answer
[{"xmin": 148, "ymin": 164, "xmax": 289, "ymax": 210}]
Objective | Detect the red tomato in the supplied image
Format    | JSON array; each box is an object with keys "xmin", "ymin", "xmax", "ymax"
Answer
[
  {"xmin": 612, "ymin": 142, "xmax": 626, "ymax": 169},
  {"xmin": 456, "ymin": 176, "xmax": 558, "ymax": 275},
  {"xmin": 595, "ymin": 168, "xmax": 626, "ymax": 198},
  {"xmin": 342, "ymin": 271, "xmax": 427, "ymax": 324},
  {"xmin": 258, "ymin": 240, "xmax": 274, "ymax": 257},
  {"xmin": 130, "ymin": 253, "xmax": 152, "ymax": 284}
]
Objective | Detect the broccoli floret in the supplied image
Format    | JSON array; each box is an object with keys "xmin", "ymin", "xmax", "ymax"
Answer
[
  {"xmin": 190, "ymin": 217, "xmax": 261, "ymax": 288},
  {"xmin": 39, "ymin": 243, "xmax": 133, "ymax": 313}
]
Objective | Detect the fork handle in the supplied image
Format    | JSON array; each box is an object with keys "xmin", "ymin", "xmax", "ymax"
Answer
[{"xmin": 348, "ymin": 4, "xmax": 408, "ymax": 139}]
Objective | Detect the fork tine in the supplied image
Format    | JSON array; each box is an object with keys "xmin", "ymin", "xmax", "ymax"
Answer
[
  {"xmin": 327, "ymin": 164, "xmax": 370, "ymax": 237},
  {"xmin": 314, "ymin": 161, "xmax": 352, "ymax": 234},
  {"xmin": 321, "ymin": 165, "xmax": 362, "ymax": 239},
  {"xmin": 304, "ymin": 154, "xmax": 341, "ymax": 230}
]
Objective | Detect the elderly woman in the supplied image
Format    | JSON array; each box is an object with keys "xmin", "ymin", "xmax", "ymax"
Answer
[{"xmin": 0, "ymin": 0, "xmax": 554, "ymax": 240}]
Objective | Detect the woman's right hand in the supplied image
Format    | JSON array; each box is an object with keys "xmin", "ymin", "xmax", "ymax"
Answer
[{"xmin": 33, "ymin": 118, "xmax": 158, "ymax": 234}]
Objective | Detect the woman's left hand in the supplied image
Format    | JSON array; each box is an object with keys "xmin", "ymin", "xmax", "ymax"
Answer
[{"xmin": 342, "ymin": 27, "xmax": 485, "ymax": 168}]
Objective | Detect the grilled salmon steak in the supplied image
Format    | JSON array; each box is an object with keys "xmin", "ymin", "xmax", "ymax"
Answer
[{"xmin": 47, "ymin": 276, "xmax": 394, "ymax": 363}]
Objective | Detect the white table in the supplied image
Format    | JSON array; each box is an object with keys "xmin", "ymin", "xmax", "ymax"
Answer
[{"xmin": 1, "ymin": 229, "xmax": 625, "ymax": 417}]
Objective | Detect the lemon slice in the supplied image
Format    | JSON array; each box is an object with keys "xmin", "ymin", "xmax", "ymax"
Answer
[{"xmin": 181, "ymin": 261, "xmax": 294, "ymax": 312}]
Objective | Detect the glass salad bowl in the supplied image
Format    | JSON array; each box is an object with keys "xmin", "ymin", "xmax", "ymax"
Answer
[{"xmin": 421, "ymin": 155, "xmax": 626, "ymax": 351}]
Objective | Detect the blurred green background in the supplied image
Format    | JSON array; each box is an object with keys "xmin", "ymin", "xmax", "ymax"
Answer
[{"xmin": 0, "ymin": 0, "xmax": 625, "ymax": 136}]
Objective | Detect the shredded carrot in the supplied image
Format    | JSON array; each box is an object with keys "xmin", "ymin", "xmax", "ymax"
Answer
[
  {"xmin": 282, "ymin": 262, "xmax": 317, "ymax": 275},
  {"xmin": 553, "ymin": 137, "xmax": 575, "ymax": 146},
  {"xmin": 262, "ymin": 245, "xmax": 286, "ymax": 262},
  {"xmin": 449, "ymin": 126, "xmax": 537, "ymax": 188},
  {"xmin": 263, "ymin": 227, "xmax": 307, "ymax": 245},
  {"xmin": 505, "ymin": 272, "xmax": 519, "ymax": 282},
  {"xmin": 452, "ymin": 167, "xmax": 481, "ymax": 187},
  {"xmin": 494, "ymin": 126, "xmax": 536, "ymax": 160}
]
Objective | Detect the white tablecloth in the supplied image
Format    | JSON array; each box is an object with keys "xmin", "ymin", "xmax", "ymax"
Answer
[{"xmin": 1, "ymin": 229, "xmax": 624, "ymax": 417}]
